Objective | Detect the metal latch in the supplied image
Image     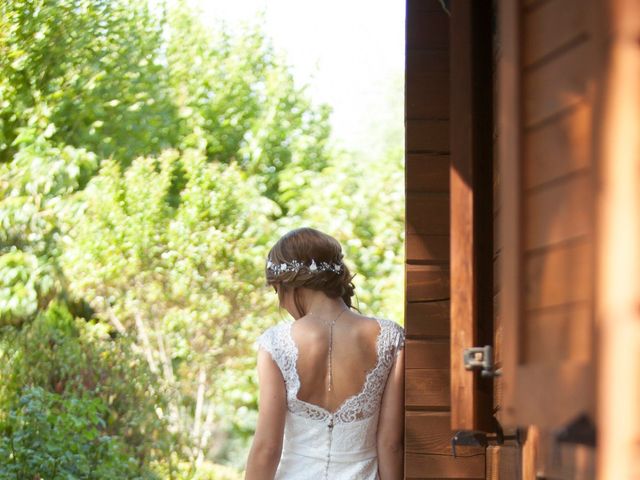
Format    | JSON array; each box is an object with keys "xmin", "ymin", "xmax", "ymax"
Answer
[
  {"xmin": 450, "ymin": 430, "xmax": 487, "ymax": 457},
  {"xmin": 451, "ymin": 419, "xmax": 523, "ymax": 457},
  {"xmin": 463, "ymin": 345, "xmax": 501, "ymax": 377}
]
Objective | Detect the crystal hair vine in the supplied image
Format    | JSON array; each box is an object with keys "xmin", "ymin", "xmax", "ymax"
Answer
[{"xmin": 266, "ymin": 258, "xmax": 344, "ymax": 275}]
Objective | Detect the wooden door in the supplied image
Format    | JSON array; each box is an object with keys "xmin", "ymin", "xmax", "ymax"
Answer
[{"xmin": 497, "ymin": 0, "xmax": 599, "ymax": 431}]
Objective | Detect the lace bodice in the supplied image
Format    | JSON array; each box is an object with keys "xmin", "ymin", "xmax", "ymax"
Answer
[
  {"xmin": 257, "ymin": 317, "xmax": 405, "ymax": 424},
  {"xmin": 255, "ymin": 317, "xmax": 404, "ymax": 480}
]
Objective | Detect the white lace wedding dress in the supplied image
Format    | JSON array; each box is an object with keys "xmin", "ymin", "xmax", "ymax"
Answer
[{"xmin": 256, "ymin": 317, "xmax": 405, "ymax": 480}]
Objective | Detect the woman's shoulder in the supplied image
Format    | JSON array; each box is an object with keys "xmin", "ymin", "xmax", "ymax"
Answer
[
  {"xmin": 373, "ymin": 316, "xmax": 405, "ymax": 333},
  {"xmin": 371, "ymin": 317, "xmax": 405, "ymax": 351},
  {"xmin": 255, "ymin": 321, "xmax": 292, "ymax": 350}
]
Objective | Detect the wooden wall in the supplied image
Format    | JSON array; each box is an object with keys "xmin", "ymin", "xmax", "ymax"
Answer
[
  {"xmin": 404, "ymin": 0, "xmax": 484, "ymax": 478},
  {"xmin": 496, "ymin": 0, "xmax": 601, "ymax": 478}
]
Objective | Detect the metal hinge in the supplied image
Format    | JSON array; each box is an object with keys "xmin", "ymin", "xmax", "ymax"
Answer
[{"xmin": 463, "ymin": 345, "xmax": 502, "ymax": 378}]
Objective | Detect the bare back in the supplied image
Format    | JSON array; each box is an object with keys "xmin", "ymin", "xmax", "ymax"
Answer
[{"xmin": 291, "ymin": 313, "xmax": 381, "ymax": 413}]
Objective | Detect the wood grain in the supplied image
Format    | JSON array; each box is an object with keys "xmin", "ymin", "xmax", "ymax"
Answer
[
  {"xmin": 522, "ymin": 302, "xmax": 593, "ymax": 364},
  {"xmin": 407, "ymin": 72, "xmax": 450, "ymax": 119},
  {"xmin": 406, "ymin": 8, "xmax": 450, "ymax": 50},
  {"xmin": 515, "ymin": 364, "xmax": 593, "ymax": 428},
  {"xmin": 496, "ymin": 0, "xmax": 522, "ymax": 429},
  {"xmin": 523, "ymin": 0, "xmax": 589, "ymax": 68},
  {"xmin": 523, "ymin": 101, "xmax": 592, "ymax": 189},
  {"xmin": 406, "ymin": 339, "xmax": 450, "ymax": 369},
  {"xmin": 406, "ymin": 154, "xmax": 450, "ymax": 193},
  {"xmin": 406, "ymin": 234, "xmax": 450, "ymax": 264},
  {"xmin": 523, "ymin": 39, "xmax": 592, "ymax": 127},
  {"xmin": 523, "ymin": 171, "xmax": 592, "ymax": 250},
  {"xmin": 405, "ymin": 369, "xmax": 451, "ymax": 408},
  {"xmin": 523, "ymin": 238, "xmax": 592, "ymax": 310},
  {"xmin": 406, "ymin": 193, "xmax": 450, "ymax": 235},
  {"xmin": 405, "ymin": 301, "xmax": 451, "ymax": 338},
  {"xmin": 406, "ymin": 49, "xmax": 450, "ymax": 76},
  {"xmin": 406, "ymin": 120, "xmax": 450, "ymax": 153},
  {"xmin": 406, "ymin": 265, "xmax": 450, "ymax": 302}
]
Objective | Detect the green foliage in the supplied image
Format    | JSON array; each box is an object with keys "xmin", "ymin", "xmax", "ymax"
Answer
[
  {"xmin": 152, "ymin": 458, "xmax": 242, "ymax": 480},
  {"xmin": 165, "ymin": 4, "xmax": 332, "ymax": 211},
  {"xmin": 0, "ymin": 0, "xmax": 404, "ymax": 475},
  {"xmin": 0, "ymin": 300, "xmax": 173, "ymax": 478},
  {"xmin": 0, "ymin": 133, "xmax": 99, "ymax": 326},
  {"xmin": 0, "ymin": 387, "xmax": 146, "ymax": 479},
  {"xmin": 57, "ymin": 149, "xmax": 279, "ymax": 461},
  {"xmin": 0, "ymin": 0, "xmax": 179, "ymax": 163}
]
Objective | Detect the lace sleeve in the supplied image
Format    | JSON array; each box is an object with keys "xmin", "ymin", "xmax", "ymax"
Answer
[
  {"xmin": 255, "ymin": 326, "xmax": 276, "ymax": 359},
  {"xmin": 393, "ymin": 322, "xmax": 405, "ymax": 357}
]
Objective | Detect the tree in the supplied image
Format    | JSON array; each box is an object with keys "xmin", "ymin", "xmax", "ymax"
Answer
[
  {"xmin": 165, "ymin": 3, "xmax": 333, "ymax": 212},
  {"xmin": 58, "ymin": 149, "xmax": 280, "ymax": 461},
  {"xmin": 0, "ymin": 0, "xmax": 179, "ymax": 164}
]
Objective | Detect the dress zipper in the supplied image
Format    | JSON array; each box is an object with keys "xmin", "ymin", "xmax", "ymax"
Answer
[{"xmin": 324, "ymin": 413, "xmax": 334, "ymax": 480}]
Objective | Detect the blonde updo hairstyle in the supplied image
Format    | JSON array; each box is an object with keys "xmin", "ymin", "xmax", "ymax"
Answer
[{"xmin": 265, "ymin": 227, "xmax": 358, "ymax": 317}]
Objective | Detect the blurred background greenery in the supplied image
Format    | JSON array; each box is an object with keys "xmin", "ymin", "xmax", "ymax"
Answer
[{"xmin": 0, "ymin": 0, "xmax": 404, "ymax": 477}]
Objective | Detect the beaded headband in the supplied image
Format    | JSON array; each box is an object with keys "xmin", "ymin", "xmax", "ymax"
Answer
[{"xmin": 266, "ymin": 258, "xmax": 344, "ymax": 275}]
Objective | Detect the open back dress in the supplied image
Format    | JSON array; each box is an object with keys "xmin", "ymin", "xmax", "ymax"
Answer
[{"xmin": 256, "ymin": 317, "xmax": 405, "ymax": 480}]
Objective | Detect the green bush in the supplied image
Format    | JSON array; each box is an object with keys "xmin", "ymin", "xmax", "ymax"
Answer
[
  {"xmin": 0, "ymin": 300, "xmax": 176, "ymax": 478},
  {"xmin": 0, "ymin": 386, "xmax": 148, "ymax": 479}
]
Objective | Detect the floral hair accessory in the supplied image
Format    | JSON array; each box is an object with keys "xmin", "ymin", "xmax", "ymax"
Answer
[{"xmin": 266, "ymin": 258, "xmax": 343, "ymax": 275}]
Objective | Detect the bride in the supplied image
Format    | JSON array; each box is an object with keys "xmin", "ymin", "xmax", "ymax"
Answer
[{"xmin": 245, "ymin": 227, "xmax": 405, "ymax": 480}]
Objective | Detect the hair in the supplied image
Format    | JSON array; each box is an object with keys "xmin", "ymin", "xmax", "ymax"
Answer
[{"xmin": 265, "ymin": 227, "xmax": 359, "ymax": 317}]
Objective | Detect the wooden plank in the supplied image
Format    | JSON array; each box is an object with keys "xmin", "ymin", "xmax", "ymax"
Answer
[
  {"xmin": 406, "ymin": 452, "xmax": 485, "ymax": 479},
  {"xmin": 406, "ymin": 265, "xmax": 450, "ymax": 302},
  {"xmin": 406, "ymin": 49, "xmax": 450, "ymax": 76},
  {"xmin": 406, "ymin": 72, "xmax": 450, "ymax": 119},
  {"xmin": 405, "ymin": 301, "xmax": 450, "ymax": 337},
  {"xmin": 558, "ymin": 444, "xmax": 596, "ymax": 479},
  {"xmin": 595, "ymin": 0, "xmax": 640, "ymax": 476},
  {"xmin": 523, "ymin": 101, "xmax": 592, "ymax": 189},
  {"xmin": 406, "ymin": 339, "xmax": 450, "ymax": 369},
  {"xmin": 449, "ymin": 0, "xmax": 475, "ymax": 432},
  {"xmin": 405, "ymin": 412, "xmax": 485, "ymax": 479},
  {"xmin": 405, "ymin": 369, "xmax": 450, "ymax": 408},
  {"xmin": 406, "ymin": 193, "xmax": 450, "ymax": 235},
  {"xmin": 523, "ymin": 39, "xmax": 591, "ymax": 127},
  {"xmin": 523, "ymin": 0, "xmax": 589, "ymax": 68},
  {"xmin": 521, "ymin": 425, "xmax": 539, "ymax": 480},
  {"xmin": 406, "ymin": 8, "xmax": 450, "ymax": 50},
  {"xmin": 406, "ymin": 154, "xmax": 450, "ymax": 193},
  {"xmin": 406, "ymin": 120, "xmax": 450, "ymax": 153},
  {"xmin": 486, "ymin": 445, "xmax": 521, "ymax": 480},
  {"xmin": 523, "ymin": 171, "xmax": 592, "ymax": 250},
  {"xmin": 492, "ymin": 291, "xmax": 503, "ymax": 366},
  {"xmin": 497, "ymin": 0, "xmax": 522, "ymax": 428},
  {"xmin": 522, "ymin": 303, "xmax": 592, "ymax": 364},
  {"xmin": 492, "ymin": 254, "xmax": 501, "ymax": 296},
  {"xmin": 523, "ymin": 239, "xmax": 592, "ymax": 310},
  {"xmin": 515, "ymin": 363, "xmax": 593, "ymax": 428},
  {"xmin": 406, "ymin": 412, "xmax": 485, "ymax": 456},
  {"xmin": 406, "ymin": 234, "xmax": 450, "ymax": 264},
  {"xmin": 532, "ymin": 428, "xmax": 596, "ymax": 479}
]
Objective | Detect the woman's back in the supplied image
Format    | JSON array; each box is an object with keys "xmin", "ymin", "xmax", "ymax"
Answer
[
  {"xmin": 292, "ymin": 313, "xmax": 382, "ymax": 413},
  {"xmin": 256, "ymin": 314, "xmax": 404, "ymax": 479}
]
